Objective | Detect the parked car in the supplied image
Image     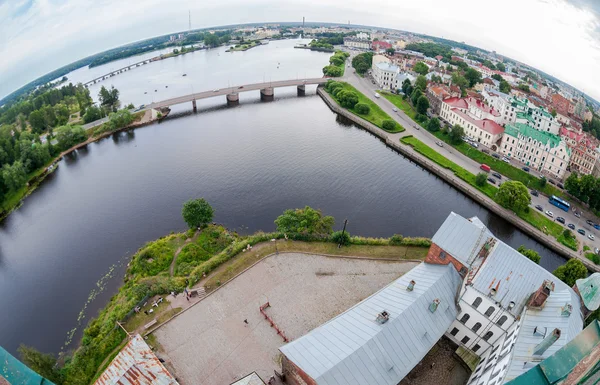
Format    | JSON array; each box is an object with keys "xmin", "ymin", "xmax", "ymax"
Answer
[
  {"xmin": 487, "ymin": 178, "xmax": 496, "ymax": 184},
  {"xmin": 492, "ymin": 153, "xmax": 500, "ymax": 159},
  {"xmin": 535, "ymin": 205, "xmax": 543, "ymax": 211},
  {"xmin": 556, "ymin": 217, "xmax": 565, "ymax": 224},
  {"xmin": 392, "ymin": 107, "xmax": 398, "ymax": 112},
  {"xmin": 481, "ymin": 149, "xmax": 490, "ymax": 154},
  {"xmin": 545, "ymin": 210, "xmax": 554, "ymax": 218},
  {"xmin": 568, "ymin": 223, "xmax": 576, "ymax": 230},
  {"xmin": 502, "ymin": 157, "xmax": 510, "ymax": 163},
  {"xmin": 594, "ymin": 224, "xmax": 600, "ymax": 230},
  {"xmin": 575, "ymin": 212, "xmax": 581, "ymax": 218},
  {"xmin": 587, "ymin": 219, "xmax": 595, "ymax": 226},
  {"xmin": 578, "ymin": 229, "xmax": 586, "ymax": 235},
  {"xmin": 492, "ymin": 172, "xmax": 502, "ymax": 179},
  {"xmin": 521, "ymin": 166, "xmax": 530, "ymax": 172},
  {"xmin": 548, "ymin": 179, "xmax": 556, "ymax": 185},
  {"xmin": 595, "ymin": 247, "xmax": 599, "ymax": 254},
  {"xmin": 531, "ymin": 190, "xmax": 539, "ymax": 197},
  {"xmin": 469, "ymin": 142, "xmax": 479, "ymax": 148},
  {"xmin": 213, "ymin": 89, "xmax": 220, "ymax": 92},
  {"xmin": 589, "ymin": 234, "xmax": 595, "ymax": 241},
  {"xmin": 557, "ymin": 183, "xmax": 564, "ymax": 189},
  {"xmin": 436, "ymin": 141, "xmax": 444, "ymax": 147}
]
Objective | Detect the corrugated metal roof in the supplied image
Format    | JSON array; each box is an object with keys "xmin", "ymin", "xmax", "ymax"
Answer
[
  {"xmin": 94, "ymin": 334, "xmax": 179, "ymax": 385},
  {"xmin": 431, "ymin": 212, "xmax": 491, "ymax": 266},
  {"xmin": 279, "ymin": 263, "xmax": 462, "ymax": 385},
  {"xmin": 575, "ymin": 273, "xmax": 600, "ymax": 311},
  {"xmin": 230, "ymin": 372, "xmax": 266, "ymax": 385},
  {"xmin": 503, "ymin": 289, "xmax": 583, "ymax": 382}
]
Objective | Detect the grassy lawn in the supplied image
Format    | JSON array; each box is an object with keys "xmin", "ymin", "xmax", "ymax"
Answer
[
  {"xmin": 327, "ymin": 82, "xmax": 404, "ymax": 133},
  {"xmin": 381, "ymin": 91, "xmax": 417, "ymax": 119},
  {"xmin": 400, "ymin": 136, "xmax": 498, "ymax": 199},
  {"xmin": 586, "ymin": 252, "xmax": 600, "ymax": 264},
  {"xmin": 203, "ymin": 240, "xmax": 428, "ymax": 292}
]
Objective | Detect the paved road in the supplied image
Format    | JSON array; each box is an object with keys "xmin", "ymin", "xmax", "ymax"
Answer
[{"xmin": 340, "ymin": 61, "xmax": 599, "ymax": 252}]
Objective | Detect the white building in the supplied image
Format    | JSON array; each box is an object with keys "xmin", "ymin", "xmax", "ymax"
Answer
[
  {"xmin": 355, "ymin": 32, "xmax": 369, "ymax": 40},
  {"xmin": 501, "ymin": 123, "xmax": 571, "ymax": 180},
  {"xmin": 343, "ymin": 37, "xmax": 371, "ymax": 50},
  {"xmin": 440, "ymin": 97, "xmax": 505, "ymax": 149},
  {"xmin": 482, "ymin": 87, "xmax": 514, "ymax": 126}
]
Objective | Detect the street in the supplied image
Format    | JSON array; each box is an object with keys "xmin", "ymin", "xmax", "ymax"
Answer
[{"xmin": 339, "ymin": 52, "xmax": 599, "ymax": 252}]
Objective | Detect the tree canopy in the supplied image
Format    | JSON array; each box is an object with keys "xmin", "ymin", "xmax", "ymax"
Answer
[
  {"xmin": 427, "ymin": 117, "xmax": 441, "ymax": 132},
  {"xmin": 18, "ymin": 345, "xmax": 63, "ymax": 384},
  {"xmin": 517, "ymin": 245, "xmax": 541, "ymax": 264},
  {"xmin": 274, "ymin": 206, "xmax": 334, "ymax": 236},
  {"xmin": 55, "ymin": 125, "xmax": 87, "ymax": 151},
  {"xmin": 475, "ymin": 173, "xmax": 487, "ymax": 187},
  {"xmin": 464, "ymin": 68, "xmax": 483, "ymax": 88},
  {"xmin": 415, "ymin": 75, "xmax": 427, "ymax": 91},
  {"xmin": 496, "ymin": 181, "xmax": 531, "ymax": 212},
  {"xmin": 416, "ymin": 95, "xmax": 430, "ymax": 115},
  {"xmin": 553, "ymin": 259, "xmax": 588, "ymax": 287},
  {"xmin": 351, "ymin": 52, "xmax": 374, "ymax": 75},
  {"xmin": 448, "ymin": 124, "xmax": 465, "ymax": 144},
  {"xmin": 413, "ymin": 62, "xmax": 429, "ymax": 76},
  {"xmin": 98, "ymin": 86, "xmax": 120, "ymax": 111},
  {"xmin": 182, "ymin": 198, "xmax": 214, "ymax": 229}
]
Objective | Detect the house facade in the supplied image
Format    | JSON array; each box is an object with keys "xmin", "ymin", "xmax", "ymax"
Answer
[{"xmin": 560, "ymin": 127, "xmax": 600, "ymax": 176}]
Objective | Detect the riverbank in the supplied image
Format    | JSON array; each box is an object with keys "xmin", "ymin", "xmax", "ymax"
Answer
[
  {"xmin": 0, "ymin": 107, "xmax": 169, "ymax": 222},
  {"xmin": 57, "ymin": 219, "xmax": 430, "ymax": 385},
  {"xmin": 317, "ymin": 85, "xmax": 600, "ymax": 273}
]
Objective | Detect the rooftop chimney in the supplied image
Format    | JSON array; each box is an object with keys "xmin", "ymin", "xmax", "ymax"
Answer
[
  {"xmin": 533, "ymin": 328, "xmax": 561, "ymax": 356},
  {"xmin": 429, "ymin": 299, "xmax": 440, "ymax": 313},
  {"xmin": 528, "ymin": 280, "xmax": 555, "ymax": 309},
  {"xmin": 376, "ymin": 311, "xmax": 390, "ymax": 324},
  {"xmin": 561, "ymin": 303, "xmax": 572, "ymax": 317},
  {"xmin": 407, "ymin": 280, "xmax": 416, "ymax": 291}
]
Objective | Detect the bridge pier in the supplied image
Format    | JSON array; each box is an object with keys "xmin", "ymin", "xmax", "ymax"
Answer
[
  {"xmin": 260, "ymin": 87, "xmax": 274, "ymax": 101},
  {"xmin": 297, "ymin": 85, "xmax": 306, "ymax": 96},
  {"xmin": 192, "ymin": 100, "xmax": 197, "ymax": 113},
  {"xmin": 226, "ymin": 93, "xmax": 239, "ymax": 106}
]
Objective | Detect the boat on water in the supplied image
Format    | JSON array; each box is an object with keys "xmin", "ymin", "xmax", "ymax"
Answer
[{"xmin": 182, "ymin": 74, "xmax": 187, "ymax": 76}]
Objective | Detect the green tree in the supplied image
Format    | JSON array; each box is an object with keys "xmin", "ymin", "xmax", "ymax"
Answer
[
  {"xmin": 482, "ymin": 60, "xmax": 496, "ymax": 70},
  {"xmin": 551, "ymin": 108, "xmax": 557, "ymax": 118},
  {"xmin": 55, "ymin": 125, "xmax": 87, "ymax": 150},
  {"xmin": 491, "ymin": 74, "xmax": 503, "ymax": 82},
  {"xmin": 427, "ymin": 117, "xmax": 441, "ymax": 132},
  {"xmin": 496, "ymin": 62, "xmax": 506, "ymax": 72},
  {"xmin": 106, "ymin": 109, "xmax": 134, "ymax": 130},
  {"xmin": 98, "ymin": 86, "xmax": 120, "ymax": 111},
  {"xmin": 54, "ymin": 104, "xmax": 70, "ymax": 126},
  {"xmin": 416, "ymin": 95, "xmax": 430, "ymax": 115},
  {"xmin": 413, "ymin": 62, "xmax": 429, "ymax": 76},
  {"xmin": 322, "ymin": 65, "xmax": 342, "ymax": 77},
  {"xmin": 204, "ymin": 33, "xmax": 220, "ymax": 47},
  {"xmin": 382, "ymin": 120, "xmax": 397, "ymax": 131},
  {"xmin": 448, "ymin": 124, "xmax": 465, "ymax": 144},
  {"xmin": 385, "ymin": 47, "xmax": 395, "ymax": 55},
  {"xmin": 499, "ymin": 80, "xmax": 511, "ymax": 94},
  {"xmin": 451, "ymin": 72, "xmax": 468, "ymax": 89},
  {"xmin": 517, "ymin": 245, "xmax": 541, "ymax": 264},
  {"xmin": 464, "ymin": 68, "xmax": 483, "ymax": 88},
  {"xmin": 410, "ymin": 88, "xmax": 423, "ymax": 106},
  {"xmin": 553, "ymin": 259, "xmax": 587, "ymax": 287},
  {"xmin": 355, "ymin": 103, "xmax": 370, "ymax": 115},
  {"xmin": 18, "ymin": 345, "xmax": 63, "ymax": 384},
  {"xmin": 331, "ymin": 230, "xmax": 351, "ymax": 246},
  {"xmin": 564, "ymin": 173, "xmax": 580, "ymax": 197},
  {"xmin": 29, "ymin": 110, "xmax": 46, "ymax": 133},
  {"xmin": 518, "ymin": 83, "xmax": 530, "ymax": 93},
  {"xmin": 539, "ymin": 176, "xmax": 547, "ymax": 188},
  {"xmin": 173, "ymin": 49, "xmax": 180, "ymax": 54},
  {"xmin": 274, "ymin": 206, "xmax": 334, "ymax": 235},
  {"xmin": 182, "ymin": 198, "xmax": 214, "ymax": 229},
  {"xmin": 401, "ymin": 79, "xmax": 412, "ymax": 95},
  {"xmin": 415, "ymin": 75, "xmax": 427, "ymax": 91},
  {"xmin": 83, "ymin": 106, "xmax": 103, "ymax": 123},
  {"xmin": 351, "ymin": 52, "xmax": 373, "ymax": 74},
  {"xmin": 2, "ymin": 161, "xmax": 27, "ymax": 191},
  {"xmin": 475, "ymin": 173, "xmax": 488, "ymax": 187},
  {"xmin": 496, "ymin": 181, "xmax": 531, "ymax": 212},
  {"xmin": 336, "ymin": 90, "xmax": 359, "ymax": 108}
]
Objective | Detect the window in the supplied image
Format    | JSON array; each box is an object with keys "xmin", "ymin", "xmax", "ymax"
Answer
[
  {"xmin": 460, "ymin": 313, "xmax": 471, "ymax": 324},
  {"xmin": 461, "ymin": 336, "xmax": 470, "ymax": 344},
  {"xmin": 485, "ymin": 306, "xmax": 495, "ymax": 317},
  {"xmin": 483, "ymin": 331, "xmax": 494, "ymax": 341},
  {"xmin": 473, "ymin": 344, "xmax": 481, "ymax": 352},
  {"xmin": 472, "ymin": 322, "xmax": 482, "ymax": 332},
  {"xmin": 497, "ymin": 315, "xmax": 507, "ymax": 326},
  {"xmin": 473, "ymin": 297, "xmax": 482, "ymax": 308},
  {"xmin": 450, "ymin": 327, "xmax": 459, "ymax": 336}
]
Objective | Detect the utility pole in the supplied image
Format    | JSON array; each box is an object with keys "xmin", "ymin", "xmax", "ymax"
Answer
[{"xmin": 338, "ymin": 219, "xmax": 348, "ymax": 248}]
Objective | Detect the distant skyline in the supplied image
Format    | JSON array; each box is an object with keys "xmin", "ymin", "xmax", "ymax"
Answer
[{"xmin": 1, "ymin": 0, "xmax": 600, "ymax": 100}]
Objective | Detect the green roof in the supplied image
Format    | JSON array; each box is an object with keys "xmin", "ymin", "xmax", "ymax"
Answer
[
  {"xmin": 506, "ymin": 320, "xmax": 600, "ymax": 385},
  {"xmin": 504, "ymin": 123, "xmax": 562, "ymax": 149},
  {"xmin": 576, "ymin": 273, "xmax": 600, "ymax": 311},
  {"xmin": 511, "ymin": 97, "xmax": 529, "ymax": 109},
  {"xmin": 516, "ymin": 112, "xmax": 534, "ymax": 123}
]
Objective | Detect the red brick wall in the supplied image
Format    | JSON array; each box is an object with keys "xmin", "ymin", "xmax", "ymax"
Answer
[
  {"xmin": 425, "ymin": 243, "xmax": 466, "ymax": 275},
  {"xmin": 282, "ymin": 355, "xmax": 318, "ymax": 385}
]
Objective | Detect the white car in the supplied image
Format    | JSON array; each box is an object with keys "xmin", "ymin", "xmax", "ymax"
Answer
[
  {"xmin": 436, "ymin": 141, "xmax": 444, "ymax": 147},
  {"xmin": 213, "ymin": 89, "xmax": 220, "ymax": 92},
  {"xmin": 392, "ymin": 107, "xmax": 398, "ymax": 112},
  {"xmin": 589, "ymin": 234, "xmax": 595, "ymax": 241},
  {"xmin": 545, "ymin": 210, "xmax": 554, "ymax": 218},
  {"xmin": 502, "ymin": 157, "xmax": 511, "ymax": 163}
]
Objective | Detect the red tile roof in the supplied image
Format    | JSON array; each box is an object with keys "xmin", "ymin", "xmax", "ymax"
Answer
[
  {"xmin": 435, "ymin": 55, "xmax": 443, "ymax": 60},
  {"xmin": 443, "ymin": 97, "xmax": 468, "ymax": 109},
  {"xmin": 466, "ymin": 96, "xmax": 501, "ymax": 117},
  {"xmin": 451, "ymin": 108, "xmax": 505, "ymax": 135},
  {"xmin": 372, "ymin": 41, "xmax": 392, "ymax": 50}
]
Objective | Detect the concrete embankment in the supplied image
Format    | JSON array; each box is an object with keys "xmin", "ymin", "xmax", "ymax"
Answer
[{"xmin": 317, "ymin": 86, "xmax": 600, "ymax": 273}]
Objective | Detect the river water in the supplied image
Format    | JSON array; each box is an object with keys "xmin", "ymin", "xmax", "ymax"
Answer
[{"xmin": 0, "ymin": 38, "xmax": 566, "ymax": 356}]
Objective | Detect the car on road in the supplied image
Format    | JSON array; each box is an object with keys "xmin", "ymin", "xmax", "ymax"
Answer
[
  {"xmin": 568, "ymin": 223, "xmax": 576, "ymax": 230},
  {"xmin": 374, "ymin": 93, "xmax": 381, "ymax": 98},
  {"xmin": 535, "ymin": 205, "xmax": 543, "ymax": 211},
  {"xmin": 578, "ymin": 229, "xmax": 586, "ymax": 235},
  {"xmin": 487, "ymin": 178, "xmax": 496, "ymax": 184},
  {"xmin": 556, "ymin": 217, "xmax": 565, "ymax": 224},
  {"xmin": 492, "ymin": 172, "xmax": 502, "ymax": 179},
  {"xmin": 469, "ymin": 142, "xmax": 479, "ymax": 148},
  {"xmin": 589, "ymin": 234, "xmax": 595, "ymax": 240},
  {"xmin": 558, "ymin": 183, "xmax": 564, "ymax": 189},
  {"xmin": 481, "ymin": 149, "xmax": 490, "ymax": 154},
  {"xmin": 392, "ymin": 107, "xmax": 398, "ymax": 112},
  {"xmin": 238, "ymin": 86, "xmax": 244, "ymax": 89},
  {"xmin": 595, "ymin": 224, "xmax": 600, "ymax": 230},
  {"xmin": 436, "ymin": 141, "xmax": 444, "ymax": 147},
  {"xmin": 521, "ymin": 166, "xmax": 530, "ymax": 172},
  {"xmin": 480, "ymin": 164, "xmax": 491, "ymax": 172},
  {"xmin": 545, "ymin": 210, "xmax": 554, "ymax": 218},
  {"xmin": 575, "ymin": 212, "xmax": 581, "ymax": 218},
  {"xmin": 548, "ymin": 179, "xmax": 556, "ymax": 185},
  {"xmin": 587, "ymin": 219, "xmax": 595, "ymax": 226},
  {"xmin": 213, "ymin": 89, "xmax": 219, "ymax": 92},
  {"xmin": 531, "ymin": 189, "xmax": 539, "ymax": 197},
  {"xmin": 502, "ymin": 157, "xmax": 510, "ymax": 163},
  {"xmin": 492, "ymin": 153, "xmax": 500, "ymax": 159}
]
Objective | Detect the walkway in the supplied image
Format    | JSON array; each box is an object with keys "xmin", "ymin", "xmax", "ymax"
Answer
[{"xmin": 169, "ymin": 230, "xmax": 200, "ymax": 276}]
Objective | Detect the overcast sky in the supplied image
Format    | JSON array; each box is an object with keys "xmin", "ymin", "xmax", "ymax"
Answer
[{"xmin": 1, "ymin": 0, "xmax": 599, "ymax": 100}]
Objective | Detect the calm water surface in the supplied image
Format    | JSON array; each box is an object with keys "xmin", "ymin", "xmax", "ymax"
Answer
[{"xmin": 0, "ymin": 39, "xmax": 566, "ymax": 355}]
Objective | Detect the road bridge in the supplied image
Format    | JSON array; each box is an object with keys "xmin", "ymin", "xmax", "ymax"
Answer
[
  {"xmin": 145, "ymin": 78, "xmax": 328, "ymax": 111},
  {"xmin": 84, "ymin": 58, "xmax": 155, "ymax": 86}
]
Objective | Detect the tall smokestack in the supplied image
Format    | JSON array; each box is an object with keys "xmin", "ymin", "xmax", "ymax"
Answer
[
  {"xmin": 533, "ymin": 328, "xmax": 561, "ymax": 356},
  {"xmin": 302, "ymin": 17, "xmax": 305, "ymax": 28}
]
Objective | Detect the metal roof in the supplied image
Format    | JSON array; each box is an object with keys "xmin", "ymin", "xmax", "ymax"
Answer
[
  {"xmin": 431, "ymin": 212, "xmax": 491, "ymax": 266},
  {"xmin": 575, "ymin": 273, "xmax": 600, "ymax": 311},
  {"xmin": 279, "ymin": 263, "xmax": 462, "ymax": 385},
  {"xmin": 504, "ymin": 289, "xmax": 583, "ymax": 382},
  {"xmin": 94, "ymin": 334, "xmax": 179, "ymax": 385}
]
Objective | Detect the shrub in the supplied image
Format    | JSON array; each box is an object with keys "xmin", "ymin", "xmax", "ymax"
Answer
[
  {"xmin": 129, "ymin": 237, "xmax": 177, "ymax": 276},
  {"xmin": 355, "ymin": 103, "xmax": 370, "ymax": 115},
  {"xmin": 331, "ymin": 230, "xmax": 351, "ymax": 246},
  {"xmin": 182, "ymin": 198, "xmax": 214, "ymax": 229},
  {"xmin": 475, "ymin": 173, "xmax": 488, "ymax": 187},
  {"xmin": 382, "ymin": 120, "xmax": 397, "ymax": 131},
  {"xmin": 389, "ymin": 234, "xmax": 404, "ymax": 245}
]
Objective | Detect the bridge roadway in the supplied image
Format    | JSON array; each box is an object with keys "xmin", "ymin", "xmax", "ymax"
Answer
[
  {"xmin": 84, "ymin": 58, "xmax": 153, "ymax": 86},
  {"xmin": 146, "ymin": 78, "xmax": 328, "ymax": 110}
]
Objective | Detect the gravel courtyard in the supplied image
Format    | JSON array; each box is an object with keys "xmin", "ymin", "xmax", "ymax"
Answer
[{"xmin": 153, "ymin": 253, "xmax": 419, "ymax": 385}]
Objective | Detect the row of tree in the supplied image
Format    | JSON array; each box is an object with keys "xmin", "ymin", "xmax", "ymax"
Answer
[
  {"xmin": 564, "ymin": 172, "xmax": 600, "ymax": 212},
  {"xmin": 351, "ymin": 52, "xmax": 374, "ymax": 75},
  {"xmin": 322, "ymin": 51, "xmax": 349, "ymax": 77}
]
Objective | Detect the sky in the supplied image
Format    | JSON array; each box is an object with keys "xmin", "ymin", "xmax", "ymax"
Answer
[{"xmin": 1, "ymin": 0, "xmax": 600, "ymax": 100}]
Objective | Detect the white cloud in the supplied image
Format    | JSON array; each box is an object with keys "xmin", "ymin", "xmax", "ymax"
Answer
[{"xmin": 2, "ymin": 0, "xmax": 600, "ymax": 100}]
